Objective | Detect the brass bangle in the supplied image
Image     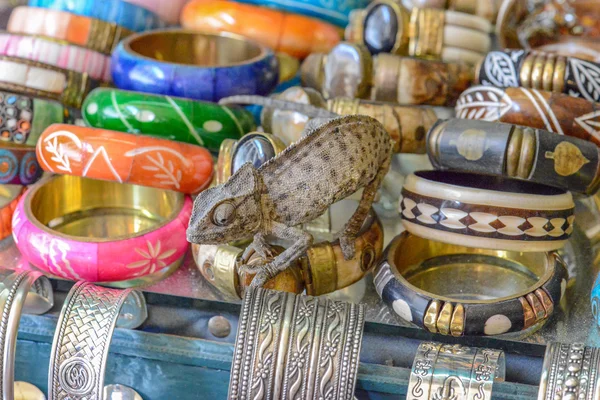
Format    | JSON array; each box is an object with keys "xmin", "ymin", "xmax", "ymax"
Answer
[{"xmin": 409, "ymin": 7, "xmax": 445, "ymax": 59}]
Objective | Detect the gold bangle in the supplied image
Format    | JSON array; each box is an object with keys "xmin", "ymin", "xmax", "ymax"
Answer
[
  {"xmin": 275, "ymin": 52, "xmax": 299, "ymax": 83},
  {"xmin": 192, "ymin": 208, "xmax": 383, "ymax": 298},
  {"xmin": 409, "ymin": 7, "xmax": 445, "ymax": 59}
]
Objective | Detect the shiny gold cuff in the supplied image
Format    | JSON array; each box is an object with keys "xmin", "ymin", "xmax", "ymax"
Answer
[{"xmin": 192, "ymin": 209, "xmax": 383, "ymax": 298}]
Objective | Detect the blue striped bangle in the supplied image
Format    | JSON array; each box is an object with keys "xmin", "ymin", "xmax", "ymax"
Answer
[
  {"xmin": 111, "ymin": 30, "xmax": 279, "ymax": 102},
  {"xmin": 27, "ymin": 0, "xmax": 165, "ymax": 32},
  {"xmin": 231, "ymin": 0, "xmax": 371, "ymax": 26}
]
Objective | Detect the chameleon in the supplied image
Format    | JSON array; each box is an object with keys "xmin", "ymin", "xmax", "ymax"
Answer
[{"xmin": 186, "ymin": 114, "xmax": 392, "ymax": 288}]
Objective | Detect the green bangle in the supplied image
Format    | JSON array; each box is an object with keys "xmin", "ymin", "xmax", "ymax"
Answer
[{"xmin": 82, "ymin": 88, "xmax": 257, "ymax": 152}]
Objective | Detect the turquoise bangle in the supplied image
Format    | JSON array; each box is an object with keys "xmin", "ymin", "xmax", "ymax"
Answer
[
  {"xmin": 232, "ymin": 0, "xmax": 371, "ymax": 26},
  {"xmin": 82, "ymin": 88, "xmax": 256, "ymax": 152},
  {"xmin": 27, "ymin": 0, "xmax": 165, "ymax": 32}
]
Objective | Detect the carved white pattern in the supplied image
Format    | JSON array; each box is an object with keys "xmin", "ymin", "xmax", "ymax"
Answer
[
  {"xmin": 570, "ymin": 58, "xmax": 600, "ymax": 101},
  {"xmin": 455, "ymin": 86, "xmax": 513, "ymax": 121},
  {"xmin": 518, "ymin": 88, "xmax": 564, "ymax": 135},
  {"xmin": 439, "ymin": 208, "xmax": 468, "ymax": 229},
  {"xmin": 83, "ymin": 146, "xmax": 123, "ymax": 183},
  {"xmin": 483, "ymin": 51, "xmax": 520, "ymax": 87},
  {"xmin": 401, "ymin": 197, "xmax": 417, "ymax": 219},
  {"xmin": 416, "ymin": 203, "xmax": 438, "ymax": 224},
  {"xmin": 33, "ymin": 236, "xmax": 81, "ymax": 280},
  {"xmin": 374, "ymin": 264, "xmax": 394, "ymax": 298},
  {"xmin": 41, "ymin": 130, "xmax": 83, "ymax": 173},
  {"xmin": 575, "ymin": 110, "xmax": 600, "ymax": 142},
  {"xmin": 126, "ymin": 240, "xmax": 176, "ymax": 276},
  {"xmin": 124, "ymin": 146, "xmax": 189, "ymax": 190},
  {"xmin": 11, "ymin": 208, "xmax": 20, "ymax": 244}
]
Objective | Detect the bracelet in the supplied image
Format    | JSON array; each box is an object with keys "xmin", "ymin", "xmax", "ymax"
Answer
[
  {"xmin": 180, "ymin": 0, "xmax": 341, "ymax": 59},
  {"xmin": 48, "ymin": 282, "xmax": 141, "ymax": 400},
  {"xmin": 0, "ymin": 56, "xmax": 97, "ymax": 108},
  {"xmin": 82, "ymin": 88, "xmax": 256, "ymax": 153},
  {"xmin": 123, "ymin": 0, "xmax": 189, "ymax": 24},
  {"xmin": 0, "ymin": 33, "xmax": 111, "ymax": 82},
  {"xmin": 112, "ymin": 30, "xmax": 279, "ymax": 102},
  {"xmin": 0, "ymin": 142, "xmax": 42, "ymax": 185},
  {"xmin": 7, "ymin": 6, "xmax": 133, "ymax": 55},
  {"xmin": 408, "ymin": 342, "xmax": 505, "ymax": 400},
  {"xmin": 428, "ymin": 118, "xmax": 600, "ymax": 194},
  {"xmin": 301, "ymin": 42, "xmax": 473, "ymax": 106},
  {"xmin": 400, "ymin": 171, "xmax": 575, "ymax": 252},
  {"xmin": 0, "ymin": 185, "xmax": 24, "ymax": 240},
  {"xmin": 28, "ymin": 0, "xmax": 165, "ymax": 32},
  {"xmin": 456, "ymin": 85, "xmax": 600, "ymax": 146},
  {"xmin": 375, "ymin": 232, "xmax": 568, "ymax": 336},
  {"xmin": 193, "ymin": 208, "xmax": 383, "ymax": 298},
  {"xmin": 0, "ymin": 91, "xmax": 79, "ymax": 146},
  {"xmin": 538, "ymin": 343, "xmax": 600, "ymax": 400},
  {"xmin": 36, "ymin": 124, "xmax": 213, "ymax": 194},
  {"xmin": 12, "ymin": 175, "xmax": 192, "ymax": 284},
  {"xmin": 346, "ymin": 1, "xmax": 491, "ymax": 64},
  {"xmin": 232, "ymin": 0, "xmax": 369, "ymax": 27},
  {"xmin": 260, "ymin": 86, "xmax": 437, "ymax": 153},
  {"xmin": 0, "ymin": 271, "xmax": 53, "ymax": 399},
  {"xmin": 402, "ymin": 0, "xmax": 502, "ymax": 22},
  {"xmin": 230, "ymin": 287, "xmax": 364, "ymax": 400},
  {"xmin": 536, "ymin": 40, "xmax": 600, "ymax": 63},
  {"xmin": 478, "ymin": 50, "xmax": 600, "ymax": 103}
]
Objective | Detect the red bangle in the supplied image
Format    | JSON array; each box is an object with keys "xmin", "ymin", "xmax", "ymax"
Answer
[{"xmin": 36, "ymin": 124, "xmax": 214, "ymax": 194}]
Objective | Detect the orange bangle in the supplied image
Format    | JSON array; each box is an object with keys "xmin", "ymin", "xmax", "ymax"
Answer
[
  {"xmin": 7, "ymin": 6, "xmax": 132, "ymax": 55},
  {"xmin": 0, "ymin": 185, "xmax": 24, "ymax": 241},
  {"xmin": 36, "ymin": 125, "xmax": 214, "ymax": 194},
  {"xmin": 180, "ymin": 0, "xmax": 341, "ymax": 59}
]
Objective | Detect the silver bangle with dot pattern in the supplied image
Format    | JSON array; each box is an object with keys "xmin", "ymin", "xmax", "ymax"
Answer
[{"xmin": 228, "ymin": 287, "xmax": 365, "ymax": 400}]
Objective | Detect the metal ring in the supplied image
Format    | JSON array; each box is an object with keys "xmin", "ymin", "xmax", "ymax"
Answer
[
  {"xmin": 48, "ymin": 282, "xmax": 143, "ymax": 400},
  {"xmin": 228, "ymin": 287, "xmax": 365, "ymax": 400},
  {"xmin": 408, "ymin": 342, "xmax": 505, "ymax": 400},
  {"xmin": 0, "ymin": 270, "xmax": 53, "ymax": 399}
]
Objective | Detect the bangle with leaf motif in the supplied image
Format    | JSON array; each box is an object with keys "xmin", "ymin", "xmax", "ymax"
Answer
[
  {"xmin": 7, "ymin": 6, "xmax": 132, "ymax": 55},
  {"xmin": 82, "ymin": 88, "xmax": 256, "ymax": 153},
  {"xmin": 36, "ymin": 124, "xmax": 213, "ymax": 194},
  {"xmin": 13, "ymin": 175, "xmax": 191, "ymax": 284}
]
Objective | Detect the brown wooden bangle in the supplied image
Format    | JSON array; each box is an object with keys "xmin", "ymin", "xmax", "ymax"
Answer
[
  {"xmin": 300, "ymin": 42, "xmax": 474, "ymax": 107},
  {"xmin": 456, "ymin": 85, "xmax": 600, "ymax": 146}
]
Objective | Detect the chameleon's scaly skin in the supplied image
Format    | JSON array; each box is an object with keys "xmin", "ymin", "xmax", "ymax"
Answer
[{"xmin": 186, "ymin": 115, "xmax": 392, "ymax": 287}]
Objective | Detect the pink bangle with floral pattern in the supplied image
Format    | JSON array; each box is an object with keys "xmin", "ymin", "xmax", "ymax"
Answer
[{"xmin": 12, "ymin": 175, "xmax": 191, "ymax": 285}]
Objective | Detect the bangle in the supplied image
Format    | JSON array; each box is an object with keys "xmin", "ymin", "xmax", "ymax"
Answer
[
  {"xmin": 0, "ymin": 56, "xmax": 96, "ymax": 108},
  {"xmin": 12, "ymin": 175, "xmax": 192, "ymax": 284},
  {"xmin": 193, "ymin": 208, "xmax": 383, "ymax": 298},
  {"xmin": 36, "ymin": 124, "xmax": 213, "ymax": 194},
  {"xmin": 260, "ymin": 86, "xmax": 437, "ymax": 153},
  {"xmin": 8, "ymin": 6, "xmax": 133, "ymax": 55},
  {"xmin": 375, "ymin": 232, "xmax": 568, "ymax": 336},
  {"xmin": 48, "ymin": 282, "xmax": 142, "ymax": 400},
  {"xmin": 230, "ymin": 0, "xmax": 369, "ymax": 27},
  {"xmin": 230, "ymin": 287, "xmax": 364, "ymax": 400},
  {"xmin": 301, "ymin": 42, "xmax": 473, "ymax": 106},
  {"xmin": 0, "ymin": 33, "xmax": 111, "ymax": 82},
  {"xmin": 0, "ymin": 91, "xmax": 79, "ymax": 146},
  {"xmin": 123, "ymin": 0, "xmax": 189, "ymax": 24},
  {"xmin": 428, "ymin": 118, "xmax": 600, "ymax": 195},
  {"xmin": 0, "ymin": 185, "xmax": 24, "ymax": 240},
  {"xmin": 400, "ymin": 171, "xmax": 575, "ymax": 252},
  {"xmin": 0, "ymin": 271, "xmax": 53, "ymax": 400},
  {"xmin": 0, "ymin": 142, "xmax": 42, "ymax": 185},
  {"xmin": 535, "ymin": 40, "xmax": 600, "ymax": 63},
  {"xmin": 82, "ymin": 88, "xmax": 256, "ymax": 153},
  {"xmin": 478, "ymin": 50, "xmax": 600, "ymax": 103},
  {"xmin": 538, "ymin": 343, "xmax": 600, "ymax": 400},
  {"xmin": 112, "ymin": 30, "xmax": 279, "ymax": 102},
  {"xmin": 346, "ymin": 1, "xmax": 491, "ymax": 64},
  {"xmin": 456, "ymin": 85, "xmax": 600, "ymax": 146},
  {"xmin": 402, "ymin": 0, "xmax": 501, "ymax": 22},
  {"xmin": 409, "ymin": 342, "xmax": 505, "ymax": 400},
  {"xmin": 28, "ymin": 0, "xmax": 164, "ymax": 32},
  {"xmin": 180, "ymin": 0, "xmax": 341, "ymax": 59}
]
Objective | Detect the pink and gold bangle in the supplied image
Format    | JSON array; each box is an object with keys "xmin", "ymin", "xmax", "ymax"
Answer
[
  {"xmin": 0, "ymin": 33, "xmax": 112, "ymax": 82},
  {"xmin": 36, "ymin": 124, "xmax": 214, "ymax": 194},
  {"xmin": 124, "ymin": 0, "xmax": 189, "ymax": 24},
  {"xmin": 7, "ymin": 6, "xmax": 132, "ymax": 55},
  {"xmin": 12, "ymin": 175, "xmax": 192, "ymax": 284}
]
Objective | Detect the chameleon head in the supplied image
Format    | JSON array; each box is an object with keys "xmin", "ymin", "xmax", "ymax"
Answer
[{"xmin": 186, "ymin": 163, "xmax": 263, "ymax": 244}]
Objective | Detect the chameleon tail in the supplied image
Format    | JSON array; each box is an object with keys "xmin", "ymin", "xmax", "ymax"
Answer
[{"xmin": 218, "ymin": 95, "xmax": 339, "ymax": 119}]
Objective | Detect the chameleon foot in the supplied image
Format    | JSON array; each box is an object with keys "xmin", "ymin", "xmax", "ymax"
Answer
[
  {"xmin": 339, "ymin": 235, "xmax": 357, "ymax": 261},
  {"xmin": 238, "ymin": 263, "xmax": 265, "ymax": 275},
  {"xmin": 242, "ymin": 241, "xmax": 276, "ymax": 263},
  {"xmin": 247, "ymin": 263, "xmax": 280, "ymax": 288}
]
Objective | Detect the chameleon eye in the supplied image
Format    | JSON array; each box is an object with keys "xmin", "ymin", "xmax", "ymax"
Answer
[{"xmin": 212, "ymin": 202, "xmax": 236, "ymax": 226}]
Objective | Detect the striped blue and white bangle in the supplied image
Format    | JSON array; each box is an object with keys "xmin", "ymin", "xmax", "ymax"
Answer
[
  {"xmin": 27, "ymin": 0, "xmax": 165, "ymax": 32},
  {"xmin": 232, "ymin": 0, "xmax": 371, "ymax": 26}
]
